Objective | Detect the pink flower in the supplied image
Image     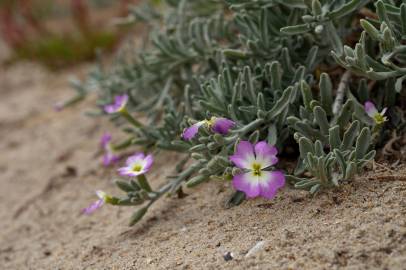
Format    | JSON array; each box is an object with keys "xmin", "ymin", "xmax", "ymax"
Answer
[
  {"xmin": 118, "ymin": 152, "xmax": 154, "ymax": 177},
  {"xmin": 364, "ymin": 101, "xmax": 387, "ymax": 125},
  {"xmin": 104, "ymin": 94, "xmax": 128, "ymax": 114},
  {"xmin": 82, "ymin": 191, "xmax": 109, "ymax": 215},
  {"xmin": 230, "ymin": 141, "xmax": 285, "ymax": 199},
  {"xmin": 182, "ymin": 117, "xmax": 235, "ymax": 140},
  {"xmin": 100, "ymin": 133, "xmax": 119, "ymax": 166}
]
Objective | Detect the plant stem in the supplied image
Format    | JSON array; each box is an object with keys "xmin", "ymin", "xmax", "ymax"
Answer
[
  {"xmin": 113, "ymin": 137, "xmax": 134, "ymax": 150},
  {"xmin": 169, "ymin": 162, "xmax": 204, "ymax": 194},
  {"xmin": 56, "ymin": 93, "xmax": 85, "ymax": 111},
  {"xmin": 137, "ymin": 174, "xmax": 152, "ymax": 192},
  {"xmin": 120, "ymin": 108, "xmax": 143, "ymax": 128},
  {"xmin": 332, "ymin": 70, "xmax": 351, "ymax": 115}
]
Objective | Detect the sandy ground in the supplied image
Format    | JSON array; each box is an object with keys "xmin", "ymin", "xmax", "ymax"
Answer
[{"xmin": 0, "ymin": 62, "xmax": 405, "ymax": 270}]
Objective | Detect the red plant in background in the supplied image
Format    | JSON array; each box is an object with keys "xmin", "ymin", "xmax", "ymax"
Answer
[
  {"xmin": 20, "ymin": 0, "xmax": 49, "ymax": 35},
  {"xmin": 119, "ymin": 0, "xmax": 138, "ymax": 16},
  {"xmin": 0, "ymin": 0, "xmax": 92, "ymax": 46},
  {"xmin": 0, "ymin": 4, "xmax": 26, "ymax": 47},
  {"xmin": 71, "ymin": 0, "xmax": 90, "ymax": 34},
  {"xmin": 0, "ymin": 0, "xmax": 139, "ymax": 67}
]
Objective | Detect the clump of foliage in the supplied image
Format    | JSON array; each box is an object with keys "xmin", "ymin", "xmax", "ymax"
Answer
[{"xmin": 75, "ymin": 0, "xmax": 406, "ymax": 225}]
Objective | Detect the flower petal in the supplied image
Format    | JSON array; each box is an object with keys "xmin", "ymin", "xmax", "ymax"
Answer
[
  {"xmin": 101, "ymin": 135, "xmax": 119, "ymax": 166},
  {"xmin": 229, "ymin": 140, "xmax": 256, "ymax": 169},
  {"xmin": 182, "ymin": 122, "xmax": 204, "ymax": 140},
  {"xmin": 258, "ymin": 171, "xmax": 285, "ymax": 199},
  {"xmin": 82, "ymin": 199, "xmax": 104, "ymax": 215},
  {"xmin": 254, "ymin": 141, "xmax": 278, "ymax": 168},
  {"xmin": 364, "ymin": 101, "xmax": 378, "ymax": 118},
  {"xmin": 96, "ymin": 190, "xmax": 107, "ymax": 200},
  {"xmin": 104, "ymin": 104, "xmax": 117, "ymax": 114},
  {"xmin": 126, "ymin": 152, "xmax": 145, "ymax": 166},
  {"xmin": 143, "ymin": 154, "xmax": 154, "ymax": 172},
  {"xmin": 100, "ymin": 133, "xmax": 112, "ymax": 148},
  {"xmin": 212, "ymin": 118, "xmax": 235, "ymax": 135},
  {"xmin": 103, "ymin": 153, "xmax": 119, "ymax": 166},
  {"xmin": 117, "ymin": 167, "xmax": 145, "ymax": 177},
  {"xmin": 115, "ymin": 94, "xmax": 128, "ymax": 107},
  {"xmin": 104, "ymin": 94, "xmax": 128, "ymax": 113},
  {"xmin": 232, "ymin": 172, "xmax": 260, "ymax": 198}
]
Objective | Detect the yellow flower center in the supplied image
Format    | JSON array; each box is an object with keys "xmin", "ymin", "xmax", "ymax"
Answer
[
  {"xmin": 118, "ymin": 105, "xmax": 127, "ymax": 114},
  {"xmin": 252, "ymin": 163, "xmax": 262, "ymax": 176},
  {"xmin": 373, "ymin": 113, "xmax": 386, "ymax": 125},
  {"xmin": 205, "ymin": 117, "xmax": 217, "ymax": 128},
  {"xmin": 132, "ymin": 164, "xmax": 143, "ymax": 172}
]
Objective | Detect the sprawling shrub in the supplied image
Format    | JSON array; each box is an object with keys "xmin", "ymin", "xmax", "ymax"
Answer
[{"xmin": 73, "ymin": 0, "xmax": 406, "ymax": 225}]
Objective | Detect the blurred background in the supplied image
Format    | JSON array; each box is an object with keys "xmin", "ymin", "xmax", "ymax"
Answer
[{"xmin": 0, "ymin": 0, "xmax": 139, "ymax": 68}]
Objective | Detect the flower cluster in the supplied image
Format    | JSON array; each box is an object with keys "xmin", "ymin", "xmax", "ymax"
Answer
[
  {"xmin": 86, "ymin": 94, "xmax": 393, "ymax": 223},
  {"xmin": 83, "ymin": 152, "xmax": 154, "ymax": 215},
  {"xmin": 182, "ymin": 117, "xmax": 235, "ymax": 140},
  {"xmin": 76, "ymin": 0, "xmax": 405, "ymax": 226},
  {"xmin": 85, "ymin": 109, "xmax": 287, "ymax": 219}
]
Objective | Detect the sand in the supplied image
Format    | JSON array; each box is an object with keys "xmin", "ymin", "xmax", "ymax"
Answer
[{"xmin": 0, "ymin": 62, "xmax": 405, "ymax": 270}]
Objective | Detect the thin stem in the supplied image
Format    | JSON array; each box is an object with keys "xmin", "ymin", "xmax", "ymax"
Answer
[
  {"xmin": 55, "ymin": 93, "xmax": 85, "ymax": 111},
  {"xmin": 231, "ymin": 118, "xmax": 264, "ymax": 135},
  {"xmin": 113, "ymin": 137, "xmax": 134, "ymax": 151},
  {"xmin": 120, "ymin": 108, "xmax": 143, "ymax": 128},
  {"xmin": 169, "ymin": 162, "xmax": 204, "ymax": 194},
  {"xmin": 332, "ymin": 70, "xmax": 351, "ymax": 115},
  {"xmin": 371, "ymin": 123, "xmax": 384, "ymax": 144}
]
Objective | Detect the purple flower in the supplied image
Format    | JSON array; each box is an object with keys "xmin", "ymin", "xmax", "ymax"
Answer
[
  {"xmin": 230, "ymin": 141, "xmax": 285, "ymax": 199},
  {"xmin": 104, "ymin": 94, "xmax": 128, "ymax": 114},
  {"xmin": 212, "ymin": 118, "xmax": 235, "ymax": 135},
  {"xmin": 364, "ymin": 101, "xmax": 387, "ymax": 125},
  {"xmin": 182, "ymin": 121, "xmax": 205, "ymax": 140},
  {"xmin": 100, "ymin": 133, "xmax": 119, "ymax": 166},
  {"xmin": 82, "ymin": 190, "xmax": 109, "ymax": 215},
  {"xmin": 182, "ymin": 117, "xmax": 235, "ymax": 140},
  {"xmin": 118, "ymin": 152, "xmax": 154, "ymax": 177}
]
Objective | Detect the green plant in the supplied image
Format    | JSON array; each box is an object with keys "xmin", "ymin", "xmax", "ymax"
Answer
[{"xmin": 73, "ymin": 0, "xmax": 405, "ymax": 225}]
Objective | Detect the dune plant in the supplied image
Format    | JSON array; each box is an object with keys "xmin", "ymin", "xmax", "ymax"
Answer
[{"xmin": 74, "ymin": 0, "xmax": 406, "ymax": 226}]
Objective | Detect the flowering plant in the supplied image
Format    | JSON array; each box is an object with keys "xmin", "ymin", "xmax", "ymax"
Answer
[
  {"xmin": 85, "ymin": 152, "xmax": 158, "ymax": 225},
  {"xmin": 182, "ymin": 117, "xmax": 235, "ymax": 140},
  {"xmin": 76, "ymin": 0, "xmax": 406, "ymax": 225}
]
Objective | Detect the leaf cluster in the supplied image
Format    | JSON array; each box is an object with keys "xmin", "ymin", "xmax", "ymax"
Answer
[{"xmin": 71, "ymin": 0, "xmax": 406, "ymax": 224}]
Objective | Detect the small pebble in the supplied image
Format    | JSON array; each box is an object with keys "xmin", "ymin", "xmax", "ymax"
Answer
[
  {"xmin": 223, "ymin": 252, "xmax": 234, "ymax": 261},
  {"xmin": 246, "ymin": 241, "xmax": 267, "ymax": 257}
]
